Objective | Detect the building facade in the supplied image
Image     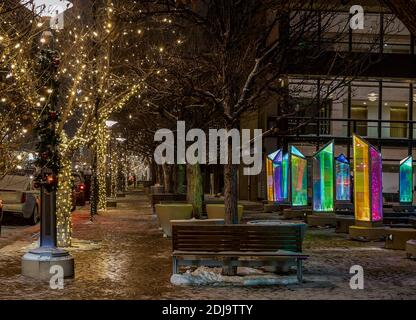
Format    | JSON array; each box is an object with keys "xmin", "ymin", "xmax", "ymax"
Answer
[{"xmin": 239, "ymin": 1, "xmax": 416, "ymax": 201}]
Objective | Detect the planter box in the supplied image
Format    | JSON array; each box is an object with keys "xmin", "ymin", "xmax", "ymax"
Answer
[
  {"xmin": 155, "ymin": 204, "xmax": 193, "ymax": 237},
  {"xmin": 150, "ymin": 185, "xmax": 165, "ymax": 194},
  {"xmin": 385, "ymin": 228, "xmax": 416, "ymax": 250},
  {"xmin": 247, "ymin": 220, "xmax": 307, "ymax": 242},
  {"xmin": 307, "ymin": 214, "xmax": 337, "ymax": 227},
  {"xmin": 106, "ymin": 198, "xmax": 117, "ymax": 208},
  {"xmin": 335, "ymin": 215, "xmax": 355, "ymax": 233},
  {"xmin": 206, "ymin": 204, "xmax": 244, "ymax": 223},
  {"xmin": 149, "ymin": 193, "xmax": 187, "ymax": 212},
  {"xmin": 406, "ymin": 240, "xmax": 416, "ymax": 259},
  {"xmin": 171, "ymin": 218, "xmax": 224, "ymax": 228}
]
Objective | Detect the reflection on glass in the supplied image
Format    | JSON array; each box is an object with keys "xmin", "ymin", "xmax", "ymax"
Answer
[
  {"xmin": 273, "ymin": 150, "xmax": 289, "ymax": 202},
  {"xmin": 313, "ymin": 142, "xmax": 334, "ymax": 212},
  {"xmin": 290, "ymin": 146, "xmax": 308, "ymax": 207},
  {"xmin": 399, "ymin": 156, "xmax": 413, "ymax": 204},
  {"xmin": 335, "ymin": 154, "xmax": 351, "ymax": 201},
  {"xmin": 353, "ymin": 135, "xmax": 370, "ymax": 221},
  {"xmin": 370, "ymin": 146, "xmax": 383, "ymax": 222},
  {"xmin": 266, "ymin": 150, "xmax": 289, "ymax": 203}
]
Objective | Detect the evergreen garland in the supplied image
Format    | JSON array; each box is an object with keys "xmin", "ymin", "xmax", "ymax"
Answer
[{"xmin": 34, "ymin": 48, "xmax": 61, "ymax": 192}]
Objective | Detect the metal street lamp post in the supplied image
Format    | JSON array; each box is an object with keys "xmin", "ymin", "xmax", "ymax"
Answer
[{"xmin": 21, "ymin": 4, "xmax": 74, "ymax": 280}]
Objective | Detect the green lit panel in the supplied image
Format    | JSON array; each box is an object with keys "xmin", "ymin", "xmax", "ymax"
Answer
[
  {"xmin": 399, "ymin": 156, "xmax": 413, "ymax": 204},
  {"xmin": 312, "ymin": 142, "xmax": 334, "ymax": 212}
]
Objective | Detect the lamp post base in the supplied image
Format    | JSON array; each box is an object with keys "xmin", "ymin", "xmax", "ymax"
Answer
[{"xmin": 21, "ymin": 247, "xmax": 74, "ymax": 281}]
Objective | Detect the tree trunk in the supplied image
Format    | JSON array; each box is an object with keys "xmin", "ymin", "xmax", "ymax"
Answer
[
  {"xmin": 222, "ymin": 125, "xmax": 238, "ymax": 276},
  {"xmin": 97, "ymin": 123, "xmax": 108, "ymax": 211},
  {"xmin": 224, "ymin": 131, "xmax": 239, "ymax": 225},
  {"xmin": 56, "ymin": 156, "xmax": 73, "ymax": 247},
  {"xmin": 178, "ymin": 164, "xmax": 186, "ymax": 194},
  {"xmin": 172, "ymin": 164, "xmax": 178, "ymax": 193},
  {"xmin": 150, "ymin": 160, "xmax": 157, "ymax": 185},
  {"xmin": 156, "ymin": 165, "xmax": 163, "ymax": 186},
  {"xmin": 187, "ymin": 163, "xmax": 203, "ymax": 218},
  {"xmin": 90, "ymin": 144, "xmax": 99, "ymax": 217},
  {"xmin": 162, "ymin": 163, "xmax": 173, "ymax": 193}
]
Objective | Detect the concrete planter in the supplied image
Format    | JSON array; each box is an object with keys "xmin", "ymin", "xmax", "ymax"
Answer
[
  {"xmin": 150, "ymin": 185, "xmax": 164, "ymax": 194},
  {"xmin": 149, "ymin": 193, "xmax": 187, "ymax": 213},
  {"xmin": 155, "ymin": 204, "xmax": 193, "ymax": 237},
  {"xmin": 106, "ymin": 198, "xmax": 117, "ymax": 208},
  {"xmin": 171, "ymin": 218, "xmax": 224, "ymax": 228},
  {"xmin": 247, "ymin": 220, "xmax": 307, "ymax": 242},
  {"xmin": 206, "ymin": 204, "xmax": 244, "ymax": 223}
]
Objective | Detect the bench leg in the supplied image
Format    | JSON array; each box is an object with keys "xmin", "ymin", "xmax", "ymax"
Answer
[
  {"xmin": 297, "ymin": 259, "xmax": 303, "ymax": 283},
  {"xmin": 172, "ymin": 257, "xmax": 178, "ymax": 274}
]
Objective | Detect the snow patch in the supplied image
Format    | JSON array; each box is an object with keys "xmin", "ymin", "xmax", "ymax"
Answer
[{"xmin": 171, "ymin": 266, "xmax": 299, "ymax": 286}]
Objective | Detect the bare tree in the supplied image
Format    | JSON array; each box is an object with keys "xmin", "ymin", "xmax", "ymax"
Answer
[{"xmin": 123, "ymin": 0, "xmax": 386, "ymax": 225}]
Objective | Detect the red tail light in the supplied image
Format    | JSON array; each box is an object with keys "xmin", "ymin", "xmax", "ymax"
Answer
[
  {"xmin": 79, "ymin": 184, "xmax": 85, "ymax": 191},
  {"xmin": 21, "ymin": 193, "xmax": 26, "ymax": 203}
]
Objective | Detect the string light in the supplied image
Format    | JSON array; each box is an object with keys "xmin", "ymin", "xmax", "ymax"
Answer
[{"xmin": 0, "ymin": 1, "xmax": 180, "ymax": 247}]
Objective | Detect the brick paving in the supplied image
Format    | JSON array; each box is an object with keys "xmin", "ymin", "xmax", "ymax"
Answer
[{"xmin": 0, "ymin": 191, "xmax": 415, "ymax": 300}]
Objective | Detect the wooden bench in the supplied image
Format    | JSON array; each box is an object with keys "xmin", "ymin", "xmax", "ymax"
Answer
[{"xmin": 172, "ymin": 224, "xmax": 308, "ymax": 282}]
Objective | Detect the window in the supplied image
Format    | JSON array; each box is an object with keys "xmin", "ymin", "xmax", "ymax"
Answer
[
  {"xmin": 351, "ymin": 106, "xmax": 368, "ymax": 136},
  {"xmin": 390, "ymin": 107, "xmax": 407, "ymax": 138},
  {"xmin": 290, "ymin": 97, "xmax": 332, "ymax": 135}
]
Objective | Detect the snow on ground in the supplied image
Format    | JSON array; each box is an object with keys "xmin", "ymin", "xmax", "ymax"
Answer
[{"xmin": 171, "ymin": 266, "xmax": 299, "ymax": 286}]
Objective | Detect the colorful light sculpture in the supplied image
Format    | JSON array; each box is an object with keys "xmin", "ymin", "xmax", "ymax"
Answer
[
  {"xmin": 266, "ymin": 150, "xmax": 278, "ymax": 201},
  {"xmin": 273, "ymin": 150, "xmax": 289, "ymax": 202},
  {"xmin": 335, "ymin": 154, "xmax": 351, "ymax": 201},
  {"xmin": 312, "ymin": 141, "xmax": 334, "ymax": 212},
  {"xmin": 399, "ymin": 155, "xmax": 413, "ymax": 204},
  {"xmin": 353, "ymin": 135, "xmax": 383, "ymax": 224},
  {"xmin": 290, "ymin": 146, "xmax": 308, "ymax": 207},
  {"xmin": 266, "ymin": 149, "xmax": 289, "ymax": 202}
]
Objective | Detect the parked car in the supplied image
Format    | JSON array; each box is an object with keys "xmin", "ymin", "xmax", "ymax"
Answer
[
  {"xmin": 72, "ymin": 171, "xmax": 86, "ymax": 206},
  {"xmin": 0, "ymin": 174, "xmax": 40, "ymax": 225}
]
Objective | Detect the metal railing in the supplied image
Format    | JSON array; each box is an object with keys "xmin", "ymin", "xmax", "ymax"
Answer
[{"xmin": 269, "ymin": 117, "xmax": 416, "ymax": 149}]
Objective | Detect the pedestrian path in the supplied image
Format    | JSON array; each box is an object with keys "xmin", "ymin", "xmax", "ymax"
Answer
[{"xmin": 0, "ymin": 190, "xmax": 414, "ymax": 299}]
